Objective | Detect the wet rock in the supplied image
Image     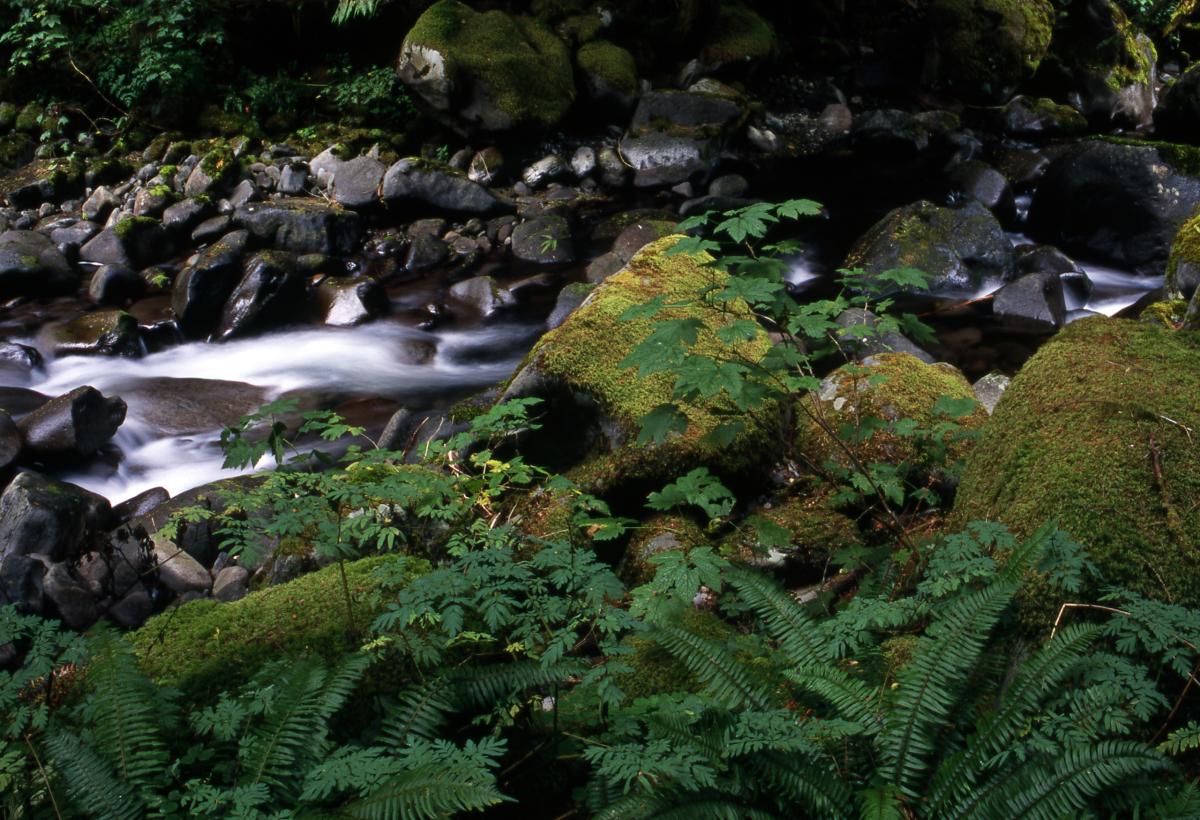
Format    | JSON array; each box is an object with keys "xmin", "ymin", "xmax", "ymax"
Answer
[
  {"xmin": 216, "ymin": 251, "xmax": 305, "ymax": 340},
  {"xmin": 1016, "ymin": 244, "xmax": 1083, "ymax": 275},
  {"xmin": 992, "ymin": 272, "xmax": 1067, "ymax": 332},
  {"xmin": 82, "ymin": 185, "xmax": 120, "ymax": 222},
  {"xmin": 39, "ymin": 310, "xmax": 142, "ymax": 357},
  {"xmin": 511, "ymin": 215, "xmax": 574, "ymax": 265},
  {"xmin": 1027, "ymin": 140, "xmax": 1200, "ymax": 274},
  {"xmin": 622, "ymin": 133, "xmax": 713, "ymax": 188},
  {"xmin": 279, "ymin": 163, "xmax": 309, "ymax": 196},
  {"xmin": 0, "ymin": 387, "xmax": 50, "ymax": 419},
  {"xmin": 117, "ymin": 377, "xmax": 265, "ymax": 436},
  {"xmin": 397, "ymin": 0, "xmax": 575, "ymax": 132},
  {"xmin": 972, "ymin": 371, "xmax": 1011, "ymax": 415},
  {"xmin": 226, "ymin": 179, "xmax": 258, "ymax": 210},
  {"xmin": 708, "ymin": 174, "xmax": 748, "ymax": 198},
  {"xmin": 0, "ymin": 410, "xmax": 20, "ymax": 471},
  {"xmin": 570, "ymin": 146, "xmax": 597, "ymax": 180},
  {"xmin": 631, "ymin": 90, "xmax": 742, "ymax": 133},
  {"xmin": 315, "ymin": 277, "xmax": 389, "ymax": 327},
  {"xmin": 596, "ymin": 146, "xmax": 628, "ymax": 188},
  {"xmin": 49, "ymin": 221, "xmax": 99, "ymax": 252},
  {"xmin": 547, "ymin": 282, "xmax": 594, "ymax": 329},
  {"xmin": 449, "ymin": 275, "xmax": 516, "ymax": 317},
  {"xmin": 87, "ymin": 264, "xmax": 145, "ymax": 305},
  {"xmin": 184, "ymin": 147, "xmax": 237, "ymax": 197},
  {"xmin": 835, "ymin": 308, "xmax": 934, "ymax": 363},
  {"xmin": 849, "ymin": 109, "xmax": 931, "ymax": 156},
  {"xmin": 585, "ymin": 252, "xmax": 624, "ymax": 283},
  {"xmin": 999, "ymin": 96, "xmax": 1088, "ymax": 137},
  {"xmin": 152, "ymin": 535, "xmax": 211, "ymax": 595},
  {"xmin": 0, "ymin": 553, "xmax": 43, "ymax": 612},
  {"xmin": 0, "ymin": 471, "xmax": 111, "ymax": 561},
  {"xmin": 212, "ymin": 565, "xmax": 249, "ymax": 602},
  {"xmin": 468, "ymin": 147, "xmax": 504, "ymax": 185},
  {"xmin": 191, "ymin": 215, "xmax": 231, "ymax": 245},
  {"xmin": 948, "ymin": 161, "xmax": 1013, "ymax": 214},
  {"xmin": 161, "ymin": 197, "xmax": 210, "ymax": 235},
  {"xmin": 521, "ymin": 155, "xmax": 568, "ymax": 189},
  {"xmin": 0, "ymin": 229, "xmax": 76, "ymax": 298},
  {"xmin": 844, "ymin": 200, "xmax": 1016, "ymax": 294},
  {"xmin": 42, "ymin": 562, "xmax": 98, "ymax": 629},
  {"xmin": 133, "ymin": 186, "xmax": 172, "ymax": 217},
  {"xmin": 927, "ymin": 0, "xmax": 1054, "ymax": 102},
  {"xmin": 18, "ymin": 387, "xmax": 126, "ymax": 462},
  {"xmin": 404, "ymin": 235, "xmax": 449, "ymax": 274},
  {"xmin": 172, "ymin": 229, "xmax": 250, "ymax": 337},
  {"xmin": 382, "ymin": 159, "xmax": 505, "ymax": 215},
  {"xmin": 107, "ymin": 585, "xmax": 153, "ymax": 627},
  {"xmin": 235, "ymin": 199, "xmax": 363, "ymax": 255},
  {"xmin": 331, "ymin": 155, "xmax": 385, "ymax": 208},
  {"xmin": 0, "ymin": 341, "xmax": 41, "ymax": 375},
  {"xmin": 112, "ymin": 486, "xmax": 170, "ymax": 523},
  {"xmin": 80, "ymin": 217, "xmax": 171, "ymax": 269},
  {"xmin": 577, "ymin": 40, "xmax": 638, "ymax": 112},
  {"xmin": 1156, "ymin": 62, "xmax": 1200, "ymax": 141}
]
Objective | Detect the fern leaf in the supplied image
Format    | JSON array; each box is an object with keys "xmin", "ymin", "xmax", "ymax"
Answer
[
  {"xmin": 948, "ymin": 741, "xmax": 1169, "ymax": 820},
  {"xmin": 343, "ymin": 762, "xmax": 507, "ymax": 819},
  {"xmin": 593, "ymin": 789, "xmax": 780, "ymax": 820},
  {"xmin": 648, "ymin": 625, "xmax": 774, "ymax": 710},
  {"xmin": 1159, "ymin": 721, "xmax": 1200, "ymax": 756},
  {"xmin": 877, "ymin": 580, "xmax": 1019, "ymax": 796},
  {"xmin": 788, "ymin": 665, "xmax": 879, "ymax": 730},
  {"xmin": 44, "ymin": 731, "xmax": 144, "ymax": 820},
  {"xmin": 84, "ymin": 626, "xmax": 173, "ymax": 794},
  {"xmin": 380, "ymin": 682, "xmax": 456, "ymax": 746},
  {"xmin": 926, "ymin": 623, "xmax": 1100, "ymax": 812},
  {"xmin": 856, "ymin": 784, "xmax": 905, "ymax": 820},
  {"xmin": 727, "ymin": 565, "xmax": 831, "ymax": 668},
  {"xmin": 451, "ymin": 659, "xmax": 583, "ymax": 708},
  {"xmin": 750, "ymin": 751, "xmax": 853, "ymax": 819}
]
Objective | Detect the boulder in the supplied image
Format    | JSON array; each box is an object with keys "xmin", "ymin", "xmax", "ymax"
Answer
[
  {"xmin": 39, "ymin": 310, "xmax": 142, "ymax": 358},
  {"xmin": 397, "ymin": 0, "xmax": 576, "ymax": 132},
  {"xmin": 577, "ymin": 40, "xmax": 638, "ymax": 111},
  {"xmin": 49, "ymin": 221, "xmax": 100, "ymax": 253},
  {"xmin": 216, "ymin": 251, "xmax": 305, "ymax": 340},
  {"xmin": 0, "ymin": 471, "xmax": 111, "ymax": 561},
  {"xmin": 511, "ymin": 215, "xmax": 574, "ymax": 265},
  {"xmin": 0, "ymin": 409, "xmax": 19, "ymax": 471},
  {"xmin": 954, "ymin": 318, "xmax": 1200, "ymax": 605},
  {"xmin": 87, "ymin": 264, "xmax": 146, "ymax": 305},
  {"xmin": 111, "ymin": 487, "xmax": 170, "ymax": 523},
  {"xmin": 1027, "ymin": 140, "xmax": 1200, "ymax": 274},
  {"xmin": 382, "ymin": 158, "xmax": 505, "ymax": 214},
  {"xmin": 330, "ymin": 155, "xmax": 386, "ymax": 208},
  {"xmin": 991, "ymin": 272, "xmax": 1067, "ymax": 332},
  {"xmin": 172, "ymin": 229, "xmax": 250, "ymax": 337},
  {"xmin": 843, "ymin": 200, "xmax": 1016, "ymax": 294},
  {"xmin": 927, "ymin": 0, "xmax": 1054, "ymax": 101},
  {"xmin": 161, "ymin": 197, "xmax": 212, "ymax": 234},
  {"xmin": 1166, "ymin": 212, "xmax": 1200, "ymax": 299},
  {"xmin": 151, "ymin": 535, "xmax": 211, "ymax": 595},
  {"xmin": 834, "ymin": 308, "xmax": 934, "ymax": 363},
  {"xmin": 234, "ymin": 199, "xmax": 363, "ymax": 255},
  {"xmin": 80, "ymin": 217, "xmax": 172, "ymax": 269},
  {"xmin": 17, "ymin": 386, "xmax": 126, "ymax": 461},
  {"xmin": 448, "ymin": 275, "xmax": 516, "ymax": 317},
  {"xmin": 0, "ymin": 553, "xmax": 43, "ymax": 612},
  {"xmin": 212, "ymin": 565, "xmax": 249, "ymax": 602},
  {"xmin": 42, "ymin": 562, "xmax": 98, "ymax": 629},
  {"xmin": 999, "ymin": 96, "xmax": 1088, "ymax": 137},
  {"xmin": 0, "ymin": 229, "xmax": 76, "ymax": 298},
  {"xmin": 107, "ymin": 586, "xmax": 153, "ymax": 628},
  {"xmin": 314, "ymin": 276, "xmax": 389, "ymax": 327},
  {"xmin": 500, "ymin": 235, "xmax": 773, "ymax": 491},
  {"xmin": 547, "ymin": 282, "xmax": 594, "ymax": 329}
]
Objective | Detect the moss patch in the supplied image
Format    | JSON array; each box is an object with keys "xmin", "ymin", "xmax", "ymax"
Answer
[
  {"xmin": 953, "ymin": 318, "xmax": 1200, "ymax": 605},
  {"xmin": 129, "ymin": 554, "xmax": 428, "ymax": 699},
  {"xmin": 577, "ymin": 40, "xmax": 638, "ymax": 97},
  {"xmin": 928, "ymin": 0, "xmax": 1054, "ymax": 99},
  {"xmin": 700, "ymin": 5, "xmax": 776, "ymax": 67},
  {"xmin": 720, "ymin": 494, "xmax": 862, "ymax": 570},
  {"xmin": 1167, "ymin": 211, "xmax": 1200, "ymax": 296}
]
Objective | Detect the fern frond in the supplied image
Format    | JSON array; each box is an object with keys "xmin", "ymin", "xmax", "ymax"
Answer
[
  {"xmin": 593, "ymin": 789, "xmax": 780, "ymax": 820},
  {"xmin": 1159, "ymin": 721, "xmax": 1200, "ymax": 756},
  {"xmin": 877, "ymin": 580, "xmax": 1019, "ymax": 796},
  {"xmin": 84, "ymin": 625, "xmax": 173, "ymax": 794},
  {"xmin": 948, "ymin": 741, "xmax": 1169, "ymax": 820},
  {"xmin": 727, "ymin": 565, "xmax": 830, "ymax": 669},
  {"xmin": 45, "ymin": 731, "xmax": 144, "ymax": 820},
  {"xmin": 451, "ymin": 659, "xmax": 583, "ymax": 708},
  {"xmin": 856, "ymin": 783, "xmax": 905, "ymax": 820},
  {"xmin": 649, "ymin": 625, "xmax": 773, "ymax": 710},
  {"xmin": 926, "ymin": 623, "xmax": 1100, "ymax": 812},
  {"xmin": 343, "ymin": 761, "xmax": 507, "ymax": 819},
  {"xmin": 750, "ymin": 750, "xmax": 853, "ymax": 819},
  {"xmin": 380, "ymin": 682, "xmax": 457, "ymax": 746},
  {"xmin": 788, "ymin": 665, "xmax": 879, "ymax": 729}
]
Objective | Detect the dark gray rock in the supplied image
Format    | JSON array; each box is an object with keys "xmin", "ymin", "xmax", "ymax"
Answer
[
  {"xmin": 404, "ymin": 235, "xmax": 449, "ymax": 274},
  {"xmin": 49, "ymin": 221, "xmax": 99, "ymax": 251},
  {"xmin": 0, "ymin": 387, "xmax": 49, "ymax": 419},
  {"xmin": 80, "ymin": 218, "xmax": 171, "ymax": 269},
  {"xmin": 161, "ymin": 197, "xmax": 211, "ymax": 234},
  {"xmin": 0, "ymin": 553, "xmax": 43, "ymax": 612},
  {"xmin": 511, "ymin": 215, "xmax": 574, "ymax": 265},
  {"xmin": 630, "ymin": 91, "xmax": 742, "ymax": 133},
  {"xmin": 87, "ymin": 264, "xmax": 145, "ymax": 305},
  {"xmin": 521, "ymin": 155, "xmax": 569, "ymax": 189},
  {"xmin": 39, "ymin": 310, "xmax": 142, "ymax": 358},
  {"xmin": 117, "ymin": 377, "xmax": 265, "ymax": 437},
  {"xmin": 0, "ymin": 229, "xmax": 76, "ymax": 298},
  {"xmin": 449, "ymin": 275, "xmax": 516, "ymax": 317},
  {"xmin": 0, "ymin": 471, "xmax": 111, "ymax": 561},
  {"xmin": 622, "ymin": 133, "xmax": 713, "ymax": 188},
  {"xmin": 226, "ymin": 179, "xmax": 259, "ymax": 210},
  {"xmin": 0, "ymin": 341, "xmax": 41, "ymax": 374},
  {"xmin": 314, "ymin": 277, "xmax": 389, "ymax": 327},
  {"xmin": 234, "ymin": 199, "xmax": 363, "ymax": 255},
  {"xmin": 212, "ymin": 565, "xmax": 249, "ymax": 602},
  {"xmin": 0, "ymin": 409, "xmax": 19, "ymax": 471},
  {"xmin": 172, "ymin": 229, "xmax": 250, "ymax": 337},
  {"xmin": 133, "ymin": 186, "xmax": 172, "ymax": 217},
  {"xmin": 279, "ymin": 164, "xmax": 309, "ymax": 196},
  {"xmin": 1027, "ymin": 141, "xmax": 1200, "ymax": 274},
  {"xmin": 151, "ymin": 535, "xmax": 211, "ymax": 594},
  {"xmin": 216, "ymin": 251, "xmax": 305, "ymax": 340},
  {"xmin": 82, "ymin": 186, "xmax": 120, "ymax": 222},
  {"xmin": 191, "ymin": 215, "xmax": 231, "ymax": 244},
  {"xmin": 42, "ymin": 562, "xmax": 98, "ymax": 629},
  {"xmin": 547, "ymin": 282, "xmax": 595, "ymax": 329},
  {"xmin": 382, "ymin": 159, "xmax": 506, "ymax": 215},
  {"xmin": 999, "ymin": 96, "xmax": 1087, "ymax": 137},
  {"xmin": 992, "ymin": 272, "xmax": 1067, "ymax": 332},
  {"xmin": 107, "ymin": 585, "xmax": 152, "ymax": 627},
  {"xmin": 570, "ymin": 146, "xmax": 596, "ymax": 179},
  {"xmin": 708, "ymin": 174, "xmax": 748, "ymax": 198},
  {"xmin": 468, "ymin": 147, "xmax": 505, "ymax": 186},
  {"xmin": 949, "ymin": 161, "xmax": 1013, "ymax": 213},
  {"xmin": 835, "ymin": 308, "xmax": 935, "ymax": 363},
  {"xmin": 111, "ymin": 486, "xmax": 170, "ymax": 523},
  {"xmin": 844, "ymin": 200, "xmax": 1017, "ymax": 294},
  {"xmin": 331, "ymin": 155, "xmax": 385, "ymax": 208},
  {"xmin": 17, "ymin": 386, "xmax": 127, "ymax": 461}
]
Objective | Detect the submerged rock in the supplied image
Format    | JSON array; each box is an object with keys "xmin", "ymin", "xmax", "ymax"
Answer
[
  {"xmin": 216, "ymin": 251, "xmax": 305, "ymax": 340},
  {"xmin": 39, "ymin": 310, "xmax": 142, "ymax": 358},
  {"xmin": 17, "ymin": 386, "xmax": 126, "ymax": 461}
]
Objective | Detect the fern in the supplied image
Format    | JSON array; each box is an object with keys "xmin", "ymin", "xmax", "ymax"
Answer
[
  {"xmin": 648, "ymin": 625, "xmax": 773, "ymax": 711},
  {"xmin": 1159, "ymin": 721, "xmax": 1200, "ymax": 756},
  {"xmin": 379, "ymin": 683, "xmax": 457, "ymax": 746},
  {"xmin": 726, "ymin": 565, "xmax": 830, "ymax": 668},
  {"xmin": 343, "ymin": 739, "xmax": 508, "ymax": 819},
  {"xmin": 44, "ymin": 731, "xmax": 144, "ymax": 820},
  {"xmin": 451, "ymin": 659, "xmax": 584, "ymax": 709}
]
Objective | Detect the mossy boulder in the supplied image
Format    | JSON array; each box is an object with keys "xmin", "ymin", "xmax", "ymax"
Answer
[
  {"xmin": 13, "ymin": 102, "xmax": 43, "ymax": 134},
  {"xmin": 698, "ymin": 5, "xmax": 776, "ymax": 71},
  {"xmin": 953, "ymin": 318, "xmax": 1200, "ymax": 605},
  {"xmin": 624, "ymin": 514, "xmax": 711, "ymax": 585},
  {"xmin": 576, "ymin": 40, "xmax": 638, "ymax": 110},
  {"xmin": 798, "ymin": 353, "xmax": 987, "ymax": 482},
  {"xmin": 501, "ymin": 235, "xmax": 774, "ymax": 493},
  {"xmin": 130, "ymin": 554, "xmax": 428, "ymax": 699},
  {"xmin": 720, "ymin": 494, "xmax": 863, "ymax": 573},
  {"xmin": 1167, "ymin": 212, "xmax": 1200, "ymax": 298},
  {"xmin": 927, "ymin": 0, "xmax": 1054, "ymax": 101},
  {"xmin": 397, "ymin": 0, "xmax": 576, "ymax": 132}
]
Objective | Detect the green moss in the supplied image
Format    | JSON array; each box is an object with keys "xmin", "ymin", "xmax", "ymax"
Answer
[
  {"xmin": 518, "ymin": 235, "xmax": 774, "ymax": 492},
  {"xmin": 720, "ymin": 495, "xmax": 862, "ymax": 570},
  {"xmin": 616, "ymin": 607, "xmax": 742, "ymax": 701},
  {"xmin": 113, "ymin": 216, "xmax": 158, "ymax": 240},
  {"xmin": 1167, "ymin": 211, "xmax": 1200, "ymax": 296},
  {"xmin": 953, "ymin": 318, "xmax": 1200, "ymax": 606},
  {"xmin": 18, "ymin": 254, "xmax": 37, "ymax": 269},
  {"xmin": 928, "ymin": 0, "xmax": 1054, "ymax": 99},
  {"xmin": 199, "ymin": 144, "xmax": 235, "ymax": 178},
  {"xmin": 700, "ymin": 5, "xmax": 776, "ymax": 66},
  {"xmin": 130, "ymin": 554, "xmax": 428, "ymax": 699},
  {"xmin": 403, "ymin": 0, "xmax": 576, "ymax": 129},
  {"xmin": 14, "ymin": 101, "xmax": 43, "ymax": 134},
  {"xmin": 0, "ymin": 101, "xmax": 16, "ymax": 132},
  {"xmin": 625, "ymin": 515, "xmax": 711, "ymax": 585},
  {"xmin": 576, "ymin": 40, "xmax": 638, "ymax": 97},
  {"xmin": 1141, "ymin": 299, "xmax": 1189, "ymax": 328}
]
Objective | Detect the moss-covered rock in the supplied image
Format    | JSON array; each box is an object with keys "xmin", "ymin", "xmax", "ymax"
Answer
[
  {"xmin": 699, "ymin": 4, "xmax": 776, "ymax": 69},
  {"xmin": 576, "ymin": 40, "xmax": 638, "ymax": 107},
  {"xmin": 1167, "ymin": 212, "xmax": 1200, "ymax": 298},
  {"xmin": 501, "ymin": 235, "xmax": 774, "ymax": 493},
  {"xmin": 624, "ymin": 514, "xmax": 711, "ymax": 585},
  {"xmin": 397, "ymin": 0, "xmax": 576, "ymax": 132},
  {"xmin": 1140, "ymin": 299, "xmax": 1189, "ymax": 329},
  {"xmin": 13, "ymin": 102, "xmax": 43, "ymax": 134},
  {"xmin": 130, "ymin": 554, "xmax": 428, "ymax": 698},
  {"xmin": 798, "ymin": 353, "xmax": 987, "ymax": 481},
  {"xmin": 720, "ymin": 494, "xmax": 863, "ymax": 572},
  {"xmin": 927, "ymin": 0, "xmax": 1053, "ymax": 101},
  {"xmin": 615, "ymin": 607, "xmax": 746, "ymax": 701},
  {"xmin": 953, "ymin": 318, "xmax": 1200, "ymax": 605}
]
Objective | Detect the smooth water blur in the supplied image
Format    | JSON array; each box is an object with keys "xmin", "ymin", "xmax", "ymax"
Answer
[{"xmin": 9, "ymin": 321, "xmax": 541, "ymax": 503}]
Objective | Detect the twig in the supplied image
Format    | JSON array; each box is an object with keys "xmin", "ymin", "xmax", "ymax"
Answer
[{"xmin": 25, "ymin": 734, "xmax": 64, "ymax": 820}]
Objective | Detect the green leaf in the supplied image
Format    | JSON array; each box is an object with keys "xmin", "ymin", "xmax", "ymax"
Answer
[
  {"xmin": 647, "ymin": 468, "xmax": 736, "ymax": 520},
  {"xmin": 638, "ymin": 404, "xmax": 689, "ymax": 445}
]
